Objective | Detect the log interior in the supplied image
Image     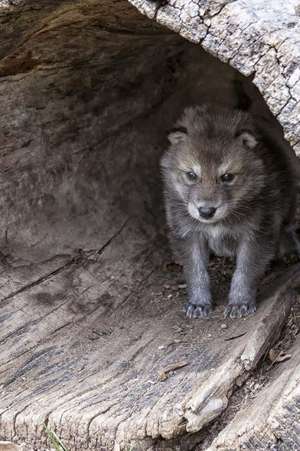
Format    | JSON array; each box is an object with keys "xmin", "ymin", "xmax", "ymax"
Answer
[{"xmin": 0, "ymin": 2, "xmax": 299, "ymax": 450}]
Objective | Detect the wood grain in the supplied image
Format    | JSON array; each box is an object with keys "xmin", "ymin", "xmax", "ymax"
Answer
[{"xmin": 0, "ymin": 1, "xmax": 299, "ymax": 450}]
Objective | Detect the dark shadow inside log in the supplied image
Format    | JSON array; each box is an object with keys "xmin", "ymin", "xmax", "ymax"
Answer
[{"xmin": 0, "ymin": 3, "xmax": 295, "ymax": 264}]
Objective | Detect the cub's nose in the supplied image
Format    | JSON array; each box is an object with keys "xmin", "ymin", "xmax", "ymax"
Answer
[{"xmin": 198, "ymin": 206, "xmax": 216, "ymax": 219}]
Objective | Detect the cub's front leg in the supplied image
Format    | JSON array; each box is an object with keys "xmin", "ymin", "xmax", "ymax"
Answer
[
  {"xmin": 225, "ymin": 236, "xmax": 275, "ymax": 318},
  {"xmin": 175, "ymin": 234, "xmax": 212, "ymax": 318}
]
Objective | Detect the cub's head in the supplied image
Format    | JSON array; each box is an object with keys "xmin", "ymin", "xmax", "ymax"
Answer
[{"xmin": 160, "ymin": 105, "xmax": 265, "ymax": 224}]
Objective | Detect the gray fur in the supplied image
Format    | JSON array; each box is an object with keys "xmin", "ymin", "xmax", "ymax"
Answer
[{"xmin": 161, "ymin": 104, "xmax": 297, "ymax": 319}]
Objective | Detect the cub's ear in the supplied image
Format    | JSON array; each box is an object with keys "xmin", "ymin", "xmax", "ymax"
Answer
[
  {"xmin": 167, "ymin": 126, "xmax": 188, "ymax": 145},
  {"xmin": 236, "ymin": 129, "xmax": 258, "ymax": 149}
]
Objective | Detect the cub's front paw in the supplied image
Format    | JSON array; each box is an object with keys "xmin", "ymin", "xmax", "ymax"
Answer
[
  {"xmin": 184, "ymin": 302, "xmax": 212, "ymax": 319},
  {"xmin": 224, "ymin": 303, "xmax": 256, "ymax": 319}
]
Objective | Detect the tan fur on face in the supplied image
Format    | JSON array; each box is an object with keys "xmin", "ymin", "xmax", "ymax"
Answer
[{"xmin": 217, "ymin": 158, "xmax": 244, "ymax": 177}]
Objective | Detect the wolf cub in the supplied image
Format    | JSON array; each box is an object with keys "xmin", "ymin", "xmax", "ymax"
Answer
[{"xmin": 161, "ymin": 105, "xmax": 297, "ymax": 318}]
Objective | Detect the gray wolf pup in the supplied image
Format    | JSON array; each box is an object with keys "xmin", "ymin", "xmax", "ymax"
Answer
[{"xmin": 161, "ymin": 105, "xmax": 297, "ymax": 318}]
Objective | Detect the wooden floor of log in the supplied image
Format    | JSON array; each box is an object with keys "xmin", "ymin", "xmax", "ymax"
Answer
[{"xmin": 0, "ymin": 220, "xmax": 299, "ymax": 450}]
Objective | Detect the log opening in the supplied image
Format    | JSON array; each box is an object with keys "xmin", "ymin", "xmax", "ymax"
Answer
[{"xmin": 0, "ymin": 1, "xmax": 299, "ymax": 450}]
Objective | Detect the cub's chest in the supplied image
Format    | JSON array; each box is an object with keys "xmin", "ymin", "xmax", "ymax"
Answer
[{"xmin": 204, "ymin": 225, "xmax": 239, "ymax": 257}]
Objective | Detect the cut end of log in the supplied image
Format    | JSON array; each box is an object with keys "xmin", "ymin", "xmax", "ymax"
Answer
[{"xmin": 0, "ymin": 1, "xmax": 299, "ymax": 450}]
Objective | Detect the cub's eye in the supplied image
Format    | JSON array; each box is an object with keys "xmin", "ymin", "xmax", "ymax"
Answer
[
  {"xmin": 185, "ymin": 171, "xmax": 198, "ymax": 183},
  {"xmin": 221, "ymin": 173, "xmax": 235, "ymax": 183}
]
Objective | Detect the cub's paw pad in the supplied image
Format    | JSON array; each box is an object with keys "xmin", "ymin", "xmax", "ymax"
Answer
[
  {"xmin": 224, "ymin": 304, "xmax": 256, "ymax": 319},
  {"xmin": 184, "ymin": 303, "xmax": 212, "ymax": 319}
]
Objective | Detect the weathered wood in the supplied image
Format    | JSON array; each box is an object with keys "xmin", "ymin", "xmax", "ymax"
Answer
[
  {"xmin": 129, "ymin": 0, "xmax": 300, "ymax": 155},
  {"xmin": 0, "ymin": 241, "xmax": 299, "ymax": 450},
  {"xmin": 208, "ymin": 333, "xmax": 300, "ymax": 451},
  {"xmin": 0, "ymin": 1, "xmax": 300, "ymax": 450},
  {"xmin": 0, "ymin": 442, "xmax": 22, "ymax": 451}
]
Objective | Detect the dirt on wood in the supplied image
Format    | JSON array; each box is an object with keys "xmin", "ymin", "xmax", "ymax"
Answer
[{"xmin": 0, "ymin": 229, "xmax": 299, "ymax": 450}]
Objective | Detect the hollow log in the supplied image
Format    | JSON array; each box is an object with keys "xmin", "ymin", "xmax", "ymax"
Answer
[{"xmin": 0, "ymin": 1, "xmax": 299, "ymax": 450}]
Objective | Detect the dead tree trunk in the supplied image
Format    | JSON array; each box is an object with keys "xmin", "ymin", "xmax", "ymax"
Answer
[{"xmin": 0, "ymin": 1, "xmax": 299, "ymax": 450}]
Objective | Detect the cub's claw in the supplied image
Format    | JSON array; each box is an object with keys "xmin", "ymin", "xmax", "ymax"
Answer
[
  {"xmin": 224, "ymin": 303, "xmax": 256, "ymax": 319},
  {"xmin": 184, "ymin": 303, "xmax": 212, "ymax": 319}
]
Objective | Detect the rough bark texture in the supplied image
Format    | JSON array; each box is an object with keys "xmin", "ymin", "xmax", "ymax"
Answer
[
  {"xmin": 0, "ymin": 1, "xmax": 299, "ymax": 450},
  {"xmin": 208, "ymin": 334, "xmax": 300, "ymax": 451},
  {"xmin": 129, "ymin": 0, "xmax": 300, "ymax": 154}
]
